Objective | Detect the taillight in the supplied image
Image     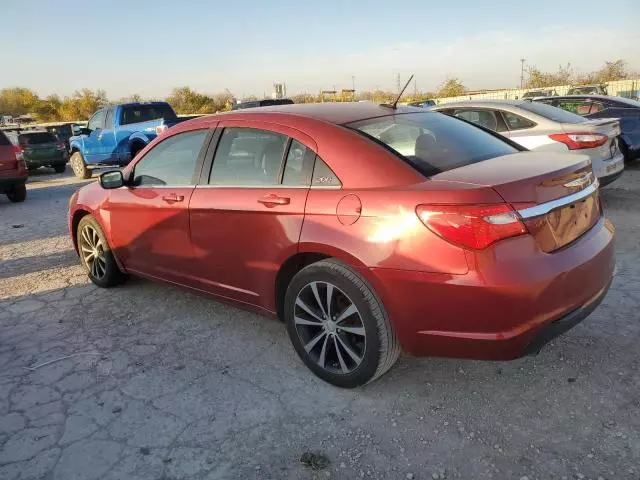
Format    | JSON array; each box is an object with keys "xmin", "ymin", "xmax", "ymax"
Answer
[
  {"xmin": 549, "ymin": 132, "xmax": 608, "ymax": 150},
  {"xmin": 416, "ymin": 204, "xmax": 527, "ymax": 250},
  {"xmin": 56, "ymin": 141, "xmax": 65, "ymax": 150},
  {"xmin": 13, "ymin": 145, "xmax": 24, "ymax": 161}
]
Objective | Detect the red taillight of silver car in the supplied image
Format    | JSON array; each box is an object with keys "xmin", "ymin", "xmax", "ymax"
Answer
[
  {"xmin": 416, "ymin": 204, "xmax": 528, "ymax": 250},
  {"xmin": 549, "ymin": 132, "xmax": 608, "ymax": 150}
]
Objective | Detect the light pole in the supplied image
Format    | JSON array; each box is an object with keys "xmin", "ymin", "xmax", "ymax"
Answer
[
  {"xmin": 352, "ymin": 75, "xmax": 355, "ymax": 92},
  {"xmin": 520, "ymin": 58, "xmax": 526, "ymax": 89}
]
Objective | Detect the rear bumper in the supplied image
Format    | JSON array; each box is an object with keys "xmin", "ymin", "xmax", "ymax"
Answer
[
  {"xmin": 368, "ymin": 217, "xmax": 615, "ymax": 360},
  {"xmin": 599, "ymin": 168, "xmax": 624, "ymax": 187},
  {"xmin": 25, "ymin": 152, "xmax": 68, "ymax": 167},
  {"xmin": 593, "ymin": 152, "xmax": 624, "ymax": 182},
  {"xmin": 521, "ymin": 278, "xmax": 611, "ymax": 355},
  {"xmin": 0, "ymin": 176, "xmax": 27, "ymax": 191}
]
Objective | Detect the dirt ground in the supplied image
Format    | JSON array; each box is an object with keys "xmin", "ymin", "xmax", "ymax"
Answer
[{"xmin": 1, "ymin": 165, "xmax": 639, "ymax": 480}]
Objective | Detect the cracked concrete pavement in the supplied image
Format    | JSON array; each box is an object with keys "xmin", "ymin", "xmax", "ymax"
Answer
[{"xmin": 1, "ymin": 166, "xmax": 639, "ymax": 480}]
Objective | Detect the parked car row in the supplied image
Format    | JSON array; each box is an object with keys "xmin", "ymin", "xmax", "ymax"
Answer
[
  {"xmin": 68, "ymin": 102, "xmax": 615, "ymax": 387},
  {"xmin": 431, "ymin": 99, "xmax": 625, "ymax": 185}
]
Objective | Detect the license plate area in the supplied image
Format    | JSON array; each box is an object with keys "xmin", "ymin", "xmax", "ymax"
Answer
[{"xmin": 523, "ymin": 192, "xmax": 601, "ymax": 253}]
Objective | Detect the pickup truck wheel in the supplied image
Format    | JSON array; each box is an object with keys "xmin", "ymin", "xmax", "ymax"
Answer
[
  {"xmin": 7, "ymin": 184, "xmax": 27, "ymax": 203},
  {"xmin": 53, "ymin": 164, "xmax": 66, "ymax": 174},
  {"xmin": 70, "ymin": 152, "xmax": 91, "ymax": 179}
]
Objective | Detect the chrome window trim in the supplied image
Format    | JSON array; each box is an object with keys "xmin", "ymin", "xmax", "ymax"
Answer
[
  {"xmin": 517, "ymin": 180, "xmax": 599, "ymax": 219},
  {"xmin": 195, "ymin": 184, "xmax": 309, "ymax": 189},
  {"xmin": 123, "ymin": 184, "xmax": 196, "ymax": 189},
  {"xmin": 193, "ymin": 184, "xmax": 341, "ymax": 190}
]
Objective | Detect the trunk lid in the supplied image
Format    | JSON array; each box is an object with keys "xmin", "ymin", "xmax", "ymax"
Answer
[{"xmin": 431, "ymin": 152, "xmax": 601, "ymax": 252}]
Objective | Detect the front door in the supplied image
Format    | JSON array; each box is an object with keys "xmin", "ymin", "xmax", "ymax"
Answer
[
  {"xmin": 83, "ymin": 109, "xmax": 107, "ymax": 164},
  {"xmin": 106, "ymin": 128, "xmax": 210, "ymax": 283},
  {"xmin": 188, "ymin": 124, "xmax": 316, "ymax": 311}
]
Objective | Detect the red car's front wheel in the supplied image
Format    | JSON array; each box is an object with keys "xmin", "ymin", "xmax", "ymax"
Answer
[{"xmin": 77, "ymin": 215, "xmax": 127, "ymax": 288}]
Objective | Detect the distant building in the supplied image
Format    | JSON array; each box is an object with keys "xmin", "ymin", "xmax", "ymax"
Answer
[{"xmin": 272, "ymin": 83, "xmax": 286, "ymax": 99}]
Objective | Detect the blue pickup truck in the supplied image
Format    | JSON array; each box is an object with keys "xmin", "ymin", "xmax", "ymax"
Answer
[{"xmin": 69, "ymin": 102, "xmax": 183, "ymax": 179}]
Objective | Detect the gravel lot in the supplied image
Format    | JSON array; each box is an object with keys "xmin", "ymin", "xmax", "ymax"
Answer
[{"xmin": 1, "ymin": 165, "xmax": 639, "ymax": 480}]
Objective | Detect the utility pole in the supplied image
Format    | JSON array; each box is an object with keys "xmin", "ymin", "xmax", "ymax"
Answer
[{"xmin": 520, "ymin": 58, "xmax": 526, "ymax": 89}]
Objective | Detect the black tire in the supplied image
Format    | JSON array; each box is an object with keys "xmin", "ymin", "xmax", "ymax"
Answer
[
  {"xmin": 53, "ymin": 164, "xmax": 66, "ymax": 173},
  {"xmin": 284, "ymin": 259, "xmax": 400, "ymax": 388},
  {"xmin": 6, "ymin": 184, "xmax": 27, "ymax": 203},
  {"xmin": 70, "ymin": 152, "xmax": 91, "ymax": 179},
  {"xmin": 130, "ymin": 143, "xmax": 144, "ymax": 161},
  {"xmin": 77, "ymin": 215, "xmax": 128, "ymax": 288}
]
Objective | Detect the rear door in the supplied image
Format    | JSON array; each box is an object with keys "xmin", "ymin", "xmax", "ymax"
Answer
[
  {"xmin": 106, "ymin": 127, "xmax": 211, "ymax": 283},
  {"xmin": 188, "ymin": 122, "xmax": 315, "ymax": 311}
]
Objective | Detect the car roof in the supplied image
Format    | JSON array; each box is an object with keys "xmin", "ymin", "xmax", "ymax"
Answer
[
  {"xmin": 540, "ymin": 95, "xmax": 640, "ymax": 106},
  {"xmin": 433, "ymin": 99, "xmax": 526, "ymax": 109},
  {"xmin": 181, "ymin": 102, "xmax": 425, "ymax": 127},
  {"xmin": 115, "ymin": 101, "xmax": 170, "ymax": 108}
]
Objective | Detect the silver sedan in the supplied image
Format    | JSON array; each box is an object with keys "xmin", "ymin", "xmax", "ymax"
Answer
[{"xmin": 431, "ymin": 100, "xmax": 624, "ymax": 186}]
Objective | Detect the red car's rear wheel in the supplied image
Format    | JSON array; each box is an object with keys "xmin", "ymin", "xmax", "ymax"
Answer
[{"xmin": 285, "ymin": 259, "xmax": 400, "ymax": 388}]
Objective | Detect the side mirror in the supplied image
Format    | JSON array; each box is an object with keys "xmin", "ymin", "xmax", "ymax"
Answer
[
  {"xmin": 79, "ymin": 128, "xmax": 92, "ymax": 135},
  {"xmin": 99, "ymin": 170, "xmax": 124, "ymax": 189}
]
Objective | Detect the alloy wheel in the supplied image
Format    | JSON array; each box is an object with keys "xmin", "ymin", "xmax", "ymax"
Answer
[
  {"xmin": 293, "ymin": 281, "xmax": 366, "ymax": 374},
  {"xmin": 79, "ymin": 225, "xmax": 107, "ymax": 279}
]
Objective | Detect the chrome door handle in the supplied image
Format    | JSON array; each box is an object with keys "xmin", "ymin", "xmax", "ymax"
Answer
[
  {"xmin": 162, "ymin": 194, "xmax": 184, "ymax": 204},
  {"xmin": 258, "ymin": 194, "xmax": 290, "ymax": 207}
]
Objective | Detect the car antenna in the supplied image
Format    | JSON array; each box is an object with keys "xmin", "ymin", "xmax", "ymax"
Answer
[{"xmin": 382, "ymin": 74, "xmax": 414, "ymax": 109}]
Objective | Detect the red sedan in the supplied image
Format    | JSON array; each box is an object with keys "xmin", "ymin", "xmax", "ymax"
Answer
[{"xmin": 68, "ymin": 103, "xmax": 615, "ymax": 387}]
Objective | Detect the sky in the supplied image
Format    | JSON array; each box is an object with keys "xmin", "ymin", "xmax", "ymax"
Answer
[{"xmin": 2, "ymin": 0, "xmax": 639, "ymax": 99}]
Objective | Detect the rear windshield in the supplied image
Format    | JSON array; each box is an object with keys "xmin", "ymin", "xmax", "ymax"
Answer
[
  {"xmin": 0, "ymin": 131, "xmax": 10, "ymax": 146},
  {"xmin": 347, "ymin": 112, "xmax": 518, "ymax": 176},
  {"xmin": 18, "ymin": 132, "xmax": 57, "ymax": 145},
  {"xmin": 47, "ymin": 125, "xmax": 73, "ymax": 136},
  {"xmin": 519, "ymin": 102, "xmax": 587, "ymax": 123},
  {"xmin": 120, "ymin": 104, "xmax": 177, "ymax": 125}
]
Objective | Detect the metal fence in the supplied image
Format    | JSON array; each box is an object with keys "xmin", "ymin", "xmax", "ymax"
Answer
[{"xmin": 435, "ymin": 78, "xmax": 640, "ymax": 105}]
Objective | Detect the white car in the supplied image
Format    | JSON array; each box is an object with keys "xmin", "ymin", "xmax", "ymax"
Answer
[{"xmin": 432, "ymin": 100, "xmax": 624, "ymax": 186}]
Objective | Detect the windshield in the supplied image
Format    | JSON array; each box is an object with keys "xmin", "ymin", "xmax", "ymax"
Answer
[
  {"xmin": 347, "ymin": 112, "xmax": 519, "ymax": 176},
  {"xmin": 519, "ymin": 102, "xmax": 587, "ymax": 123},
  {"xmin": 18, "ymin": 132, "xmax": 57, "ymax": 145},
  {"xmin": 120, "ymin": 104, "xmax": 177, "ymax": 125}
]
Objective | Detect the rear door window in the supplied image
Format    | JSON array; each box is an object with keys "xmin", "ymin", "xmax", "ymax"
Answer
[
  {"xmin": 347, "ymin": 112, "xmax": 518, "ymax": 176},
  {"xmin": 209, "ymin": 128, "xmax": 288, "ymax": 186},
  {"xmin": 501, "ymin": 111, "xmax": 536, "ymax": 130},
  {"xmin": 282, "ymin": 139, "xmax": 314, "ymax": 186},
  {"xmin": 120, "ymin": 104, "xmax": 177, "ymax": 125},
  {"xmin": 453, "ymin": 109, "xmax": 507, "ymax": 132}
]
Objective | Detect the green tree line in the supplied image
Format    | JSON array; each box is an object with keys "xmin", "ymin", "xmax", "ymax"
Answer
[{"xmin": 0, "ymin": 59, "xmax": 633, "ymax": 121}]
